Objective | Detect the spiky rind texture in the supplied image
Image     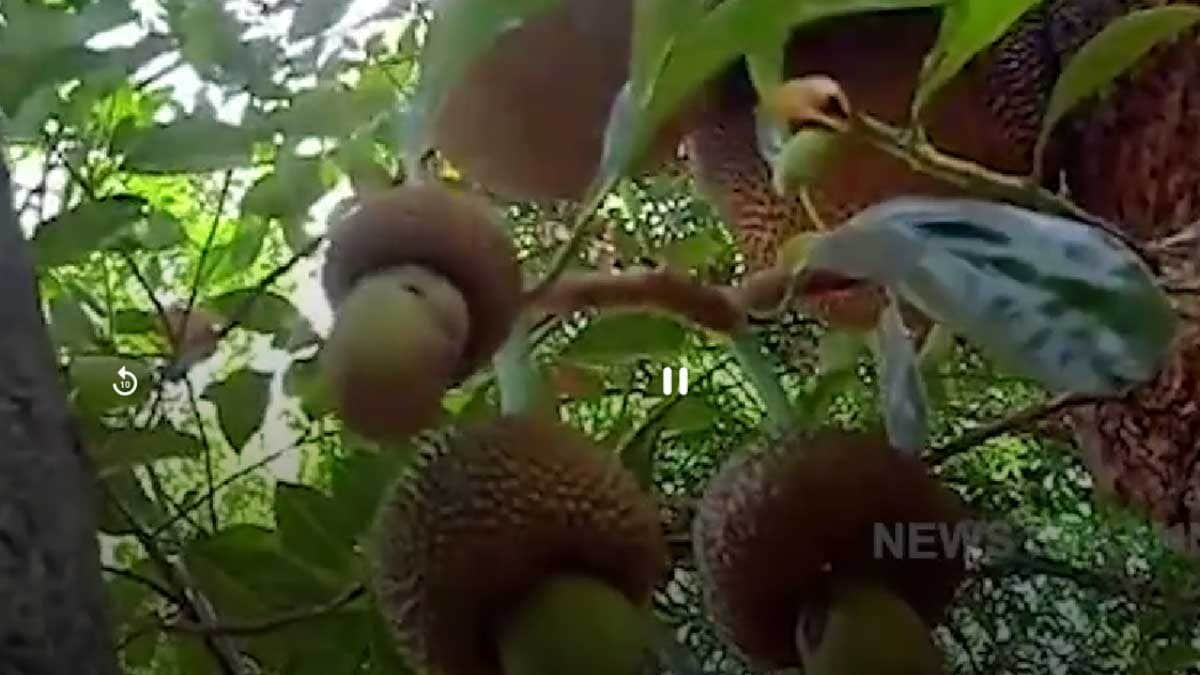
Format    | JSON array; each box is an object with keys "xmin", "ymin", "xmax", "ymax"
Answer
[
  {"xmin": 372, "ymin": 416, "xmax": 667, "ymax": 675},
  {"xmin": 693, "ymin": 431, "xmax": 968, "ymax": 669},
  {"xmin": 322, "ymin": 184, "xmax": 522, "ymax": 378}
]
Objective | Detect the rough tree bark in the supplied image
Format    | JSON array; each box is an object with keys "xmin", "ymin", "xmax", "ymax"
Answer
[{"xmin": 0, "ymin": 147, "xmax": 118, "ymax": 670}]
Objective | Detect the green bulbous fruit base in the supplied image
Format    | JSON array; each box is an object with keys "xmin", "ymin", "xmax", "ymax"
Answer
[
  {"xmin": 497, "ymin": 575, "xmax": 653, "ymax": 675},
  {"xmin": 797, "ymin": 581, "xmax": 943, "ymax": 675},
  {"xmin": 322, "ymin": 266, "xmax": 470, "ymax": 442}
]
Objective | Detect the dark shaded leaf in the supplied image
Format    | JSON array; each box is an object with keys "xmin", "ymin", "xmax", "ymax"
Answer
[
  {"xmin": 122, "ymin": 116, "xmax": 259, "ymax": 173},
  {"xmin": 33, "ymin": 195, "xmax": 146, "ymax": 267},
  {"xmin": 204, "ymin": 369, "xmax": 272, "ymax": 452},
  {"xmin": 92, "ymin": 424, "xmax": 204, "ymax": 477}
]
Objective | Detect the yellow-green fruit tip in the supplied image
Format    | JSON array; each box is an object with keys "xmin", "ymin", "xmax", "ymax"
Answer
[
  {"xmin": 498, "ymin": 575, "xmax": 653, "ymax": 675},
  {"xmin": 322, "ymin": 267, "xmax": 468, "ymax": 440},
  {"xmin": 797, "ymin": 582, "xmax": 942, "ymax": 675}
]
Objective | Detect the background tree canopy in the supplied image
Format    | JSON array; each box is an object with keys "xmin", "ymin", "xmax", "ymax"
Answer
[{"xmin": 2, "ymin": 0, "xmax": 1200, "ymax": 674}]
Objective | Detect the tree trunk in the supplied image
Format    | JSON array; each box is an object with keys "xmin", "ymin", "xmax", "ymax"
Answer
[{"xmin": 0, "ymin": 150, "xmax": 118, "ymax": 671}]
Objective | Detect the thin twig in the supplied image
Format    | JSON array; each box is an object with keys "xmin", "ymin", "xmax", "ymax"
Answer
[
  {"xmin": 148, "ymin": 449, "xmax": 289, "ymax": 539},
  {"xmin": 103, "ymin": 484, "xmax": 250, "ymax": 675},
  {"xmin": 933, "ymin": 392, "xmax": 1107, "ymax": 463},
  {"xmin": 850, "ymin": 113, "xmax": 1154, "ymax": 269},
  {"xmin": 212, "ymin": 235, "xmax": 324, "ymax": 343},
  {"xmin": 184, "ymin": 377, "xmax": 220, "ymax": 531},
  {"xmin": 101, "ymin": 564, "xmax": 183, "ymax": 605},
  {"xmin": 185, "ymin": 170, "xmax": 234, "ymax": 318},
  {"xmin": 165, "ymin": 585, "xmax": 366, "ymax": 637}
]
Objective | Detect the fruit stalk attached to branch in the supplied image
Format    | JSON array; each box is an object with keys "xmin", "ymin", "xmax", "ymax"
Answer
[
  {"xmin": 321, "ymin": 184, "xmax": 522, "ymax": 441},
  {"xmin": 693, "ymin": 431, "xmax": 968, "ymax": 674},
  {"xmin": 372, "ymin": 415, "xmax": 668, "ymax": 675}
]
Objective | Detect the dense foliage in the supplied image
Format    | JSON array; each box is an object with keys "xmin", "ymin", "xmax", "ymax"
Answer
[{"xmin": 2, "ymin": 1, "xmax": 1199, "ymax": 674}]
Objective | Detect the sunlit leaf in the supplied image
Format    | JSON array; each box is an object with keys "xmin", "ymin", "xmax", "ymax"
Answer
[
  {"xmin": 806, "ymin": 197, "xmax": 1177, "ymax": 395},
  {"xmin": 598, "ymin": 0, "xmax": 944, "ymax": 192},
  {"xmin": 912, "ymin": 0, "xmax": 1040, "ymax": 117},
  {"xmin": 1034, "ymin": 5, "xmax": 1200, "ymax": 166},
  {"xmin": 564, "ymin": 314, "xmax": 689, "ymax": 364},
  {"xmin": 204, "ymin": 369, "xmax": 272, "ymax": 452}
]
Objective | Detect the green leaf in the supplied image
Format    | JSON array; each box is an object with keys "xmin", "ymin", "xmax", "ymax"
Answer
[
  {"xmin": 1034, "ymin": 5, "xmax": 1200, "ymax": 166},
  {"xmin": 69, "ymin": 356, "xmax": 152, "ymax": 414},
  {"xmin": 283, "ymin": 357, "xmax": 334, "ymax": 419},
  {"xmin": 1147, "ymin": 643, "xmax": 1200, "ymax": 673},
  {"xmin": 818, "ymin": 329, "xmax": 869, "ymax": 375},
  {"xmin": 405, "ymin": 0, "xmax": 563, "ymax": 171},
  {"xmin": 875, "ymin": 300, "xmax": 929, "ymax": 454},
  {"xmin": 290, "ymin": 0, "xmax": 355, "ymax": 39},
  {"xmin": 274, "ymin": 483, "xmax": 356, "ymax": 578},
  {"xmin": 368, "ymin": 610, "xmax": 416, "ymax": 675},
  {"xmin": 806, "ymin": 197, "xmax": 1178, "ymax": 395},
  {"xmin": 208, "ymin": 290, "xmax": 305, "ymax": 342},
  {"xmin": 663, "ymin": 396, "xmax": 718, "ymax": 434},
  {"xmin": 203, "ymin": 369, "xmax": 272, "ymax": 452},
  {"xmin": 330, "ymin": 450, "xmax": 410, "ymax": 542},
  {"xmin": 564, "ymin": 314, "xmax": 688, "ymax": 364},
  {"xmin": 184, "ymin": 526, "xmax": 345, "ymax": 622},
  {"xmin": 912, "ymin": 0, "xmax": 1040, "ymax": 117},
  {"xmin": 49, "ymin": 294, "xmax": 101, "ymax": 351},
  {"xmin": 92, "ymin": 424, "xmax": 204, "ymax": 477},
  {"xmin": 655, "ymin": 231, "xmax": 726, "ymax": 271},
  {"xmin": 122, "ymin": 115, "xmax": 259, "ymax": 173},
  {"xmin": 33, "ymin": 195, "xmax": 146, "ymax": 267},
  {"xmin": 242, "ymin": 155, "xmax": 331, "ymax": 221},
  {"xmin": 204, "ymin": 217, "xmax": 272, "ymax": 283},
  {"xmin": 598, "ymin": 0, "xmax": 944, "ymax": 192},
  {"xmin": 97, "ymin": 469, "xmax": 167, "ymax": 535}
]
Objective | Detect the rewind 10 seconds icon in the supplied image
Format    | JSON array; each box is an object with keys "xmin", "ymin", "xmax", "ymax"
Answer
[{"xmin": 662, "ymin": 366, "xmax": 689, "ymax": 396}]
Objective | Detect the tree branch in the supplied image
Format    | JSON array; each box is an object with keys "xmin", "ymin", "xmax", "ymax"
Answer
[
  {"xmin": 933, "ymin": 392, "xmax": 1108, "ymax": 464},
  {"xmin": 165, "ymin": 585, "xmax": 366, "ymax": 637}
]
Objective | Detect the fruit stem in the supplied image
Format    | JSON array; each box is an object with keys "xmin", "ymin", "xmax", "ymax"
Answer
[
  {"xmin": 494, "ymin": 314, "xmax": 547, "ymax": 416},
  {"xmin": 728, "ymin": 330, "xmax": 795, "ymax": 435}
]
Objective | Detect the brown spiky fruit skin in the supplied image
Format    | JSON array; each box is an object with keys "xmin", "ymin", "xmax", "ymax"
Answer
[
  {"xmin": 693, "ymin": 432, "xmax": 968, "ymax": 669},
  {"xmin": 322, "ymin": 184, "xmax": 522, "ymax": 378},
  {"xmin": 373, "ymin": 416, "xmax": 667, "ymax": 675},
  {"xmin": 999, "ymin": 0, "xmax": 1200, "ymax": 553},
  {"xmin": 435, "ymin": 0, "xmax": 689, "ymax": 201}
]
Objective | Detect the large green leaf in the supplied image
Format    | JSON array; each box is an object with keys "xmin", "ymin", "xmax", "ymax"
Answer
[
  {"xmin": 1034, "ymin": 5, "xmax": 1200, "ymax": 164},
  {"xmin": 121, "ymin": 115, "xmax": 260, "ymax": 173},
  {"xmin": 203, "ymin": 368, "xmax": 272, "ymax": 452},
  {"xmin": 805, "ymin": 197, "xmax": 1177, "ymax": 395},
  {"xmin": 405, "ymin": 0, "xmax": 564, "ymax": 169},
  {"xmin": 92, "ymin": 423, "xmax": 204, "ymax": 477},
  {"xmin": 97, "ymin": 469, "xmax": 168, "ymax": 535},
  {"xmin": 33, "ymin": 195, "xmax": 147, "ymax": 267},
  {"xmin": 912, "ymin": 0, "xmax": 1040, "ymax": 117},
  {"xmin": 599, "ymin": 0, "xmax": 945, "ymax": 193},
  {"xmin": 564, "ymin": 314, "xmax": 688, "ymax": 364},
  {"xmin": 274, "ymin": 482, "xmax": 357, "ymax": 578}
]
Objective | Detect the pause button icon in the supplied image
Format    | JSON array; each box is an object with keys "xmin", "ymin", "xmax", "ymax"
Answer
[{"xmin": 662, "ymin": 367, "xmax": 689, "ymax": 396}]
